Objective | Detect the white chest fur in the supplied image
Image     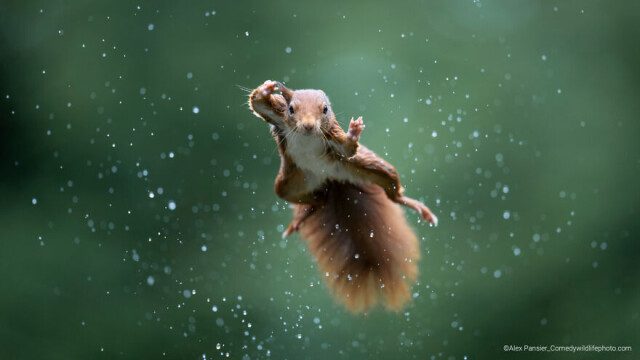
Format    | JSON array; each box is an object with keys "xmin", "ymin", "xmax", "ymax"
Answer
[{"xmin": 285, "ymin": 134, "xmax": 360, "ymax": 189}]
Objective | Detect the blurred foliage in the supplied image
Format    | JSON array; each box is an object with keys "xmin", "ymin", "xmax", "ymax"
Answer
[{"xmin": 1, "ymin": 0, "xmax": 639, "ymax": 359}]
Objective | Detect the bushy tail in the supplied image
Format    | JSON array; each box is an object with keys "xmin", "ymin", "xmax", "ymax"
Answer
[{"xmin": 295, "ymin": 181, "xmax": 420, "ymax": 313}]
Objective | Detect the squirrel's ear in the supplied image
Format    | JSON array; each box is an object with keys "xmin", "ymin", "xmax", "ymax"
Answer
[{"xmin": 277, "ymin": 82, "xmax": 293, "ymax": 103}]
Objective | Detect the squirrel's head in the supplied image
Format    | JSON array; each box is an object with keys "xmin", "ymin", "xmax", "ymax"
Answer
[{"xmin": 278, "ymin": 82, "xmax": 334, "ymax": 135}]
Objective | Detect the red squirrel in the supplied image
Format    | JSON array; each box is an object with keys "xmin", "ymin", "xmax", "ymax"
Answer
[{"xmin": 248, "ymin": 80, "xmax": 438, "ymax": 312}]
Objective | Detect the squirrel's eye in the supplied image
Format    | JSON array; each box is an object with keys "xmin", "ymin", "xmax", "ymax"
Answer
[
  {"xmin": 289, "ymin": 106, "xmax": 295, "ymax": 114},
  {"xmin": 322, "ymin": 105, "xmax": 328, "ymax": 114}
]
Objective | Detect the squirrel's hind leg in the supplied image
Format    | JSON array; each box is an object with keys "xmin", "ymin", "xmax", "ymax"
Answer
[
  {"xmin": 394, "ymin": 195, "xmax": 438, "ymax": 226},
  {"xmin": 283, "ymin": 204, "xmax": 317, "ymax": 238},
  {"xmin": 345, "ymin": 147, "xmax": 438, "ymax": 226}
]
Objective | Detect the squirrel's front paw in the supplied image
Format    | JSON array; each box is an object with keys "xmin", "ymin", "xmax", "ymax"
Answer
[
  {"xmin": 347, "ymin": 116, "xmax": 365, "ymax": 141},
  {"xmin": 254, "ymin": 80, "xmax": 278, "ymax": 99}
]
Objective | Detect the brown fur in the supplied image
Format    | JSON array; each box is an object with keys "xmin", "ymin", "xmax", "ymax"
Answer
[
  {"xmin": 295, "ymin": 181, "xmax": 419, "ymax": 312},
  {"xmin": 247, "ymin": 80, "xmax": 437, "ymax": 312}
]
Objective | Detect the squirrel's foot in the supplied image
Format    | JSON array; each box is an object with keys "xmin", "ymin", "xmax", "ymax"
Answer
[
  {"xmin": 397, "ymin": 195, "xmax": 438, "ymax": 227},
  {"xmin": 282, "ymin": 205, "xmax": 317, "ymax": 238},
  {"xmin": 282, "ymin": 223, "xmax": 297, "ymax": 238},
  {"xmin": 419, "ymin": 206, "xmax": 438, "ymax": 227},
  {"xmin": 283, "ymin": 216, "xmax": 305, "ymax": 238},
  {"xmin": 347, "ymin": 116, "xmax": 365, "ymax": 142}
]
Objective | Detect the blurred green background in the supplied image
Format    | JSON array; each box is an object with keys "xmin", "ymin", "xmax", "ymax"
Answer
[{"xmin": 1, "ymin": 0, "xmax": 639, "ymax": 359}]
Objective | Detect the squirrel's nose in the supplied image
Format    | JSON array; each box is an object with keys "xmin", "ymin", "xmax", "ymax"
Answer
[{"xmin": 302, "ymin": 122, "xmax": 314, "ymax": 132}]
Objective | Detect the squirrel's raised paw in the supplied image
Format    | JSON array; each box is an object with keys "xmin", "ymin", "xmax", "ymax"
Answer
[
  {"xmin": 257, "ymin": 80, "xmax": 278, "ymax": 97},
  {"xmin": 347, "ymin": 116, "xmax": 365, "ymax": 141}
]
